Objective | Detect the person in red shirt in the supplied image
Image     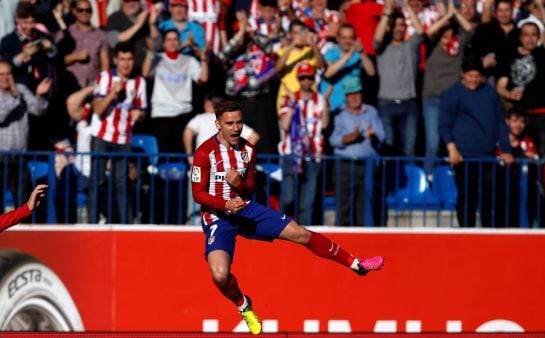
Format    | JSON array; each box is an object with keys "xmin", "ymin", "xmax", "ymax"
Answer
[
  {"xmin": 191, "ymin": 100, "xmax": 384, "ymax": 335},
  {"xmin": 0, "ymin": 184, "xmax": 47, "ymax": 231}
]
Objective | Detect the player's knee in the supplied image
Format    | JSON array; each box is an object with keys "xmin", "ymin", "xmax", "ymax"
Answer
[
  {"xmin": 280, "ymin": 221, "xmax": 311, "ymax": 244},
  {"xmin": 210, "ymin": 268, "xmax": 230, "ymax": 286},
  {"xmin": 297, "ymin": 226, "xmax": 312, "ymax": 244}
]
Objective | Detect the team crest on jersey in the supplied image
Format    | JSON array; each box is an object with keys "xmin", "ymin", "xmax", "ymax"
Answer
[
  {"xmin": 192, "ymin": 166, "xmax": 201, "ymax": 182},
  {"xmin": 241, "ymin": 151, "xmax": 250, "ymax": 163}
]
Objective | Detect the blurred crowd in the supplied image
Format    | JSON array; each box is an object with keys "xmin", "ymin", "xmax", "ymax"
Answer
[{"xmin": 1, "ymin": 0, "xmax": 545, "ymax": 226}]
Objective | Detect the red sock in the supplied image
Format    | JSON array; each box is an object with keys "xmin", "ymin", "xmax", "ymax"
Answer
[
  {"xmin": 213, "ymin": 273, "xmax": 245, "ymax": 307},
  {"xmin": 305, "ymin": 231, "xmax": 355, "ymax": 267}
]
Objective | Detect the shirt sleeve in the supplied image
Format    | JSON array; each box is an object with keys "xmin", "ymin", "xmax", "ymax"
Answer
[
  {"xmin": 369, "ymin": 107, "xmax": 385, "ymax": 142},
  {"xmin": 188, "ymin": 56, "xmax": 202, "ymax": 82},
  {"xmin": 191, "ymin": 147, "xmax": 228, "ymax": 211},
  {"xmin": 135, "ymin": 77, "xmax": 147, "ymax": 111},
  {"xmin": 329, "ymin": 114, "xmax": 348, "ymax": 148},
  {"xmin": 19, "ymin": 84, "xmax": 48, "ymax": 117},
  {"xmin": 0, "ymin": 205, "xmax": 32, "ymax": 232},
  {"xmin": 94, "ymin": 71, "xmax": 110, "ymax": 98}
]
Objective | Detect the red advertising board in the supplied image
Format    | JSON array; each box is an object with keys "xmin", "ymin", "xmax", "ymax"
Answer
[{"xmin": 0, "ymin": 226, "xmax": 544, "ymax": 333}]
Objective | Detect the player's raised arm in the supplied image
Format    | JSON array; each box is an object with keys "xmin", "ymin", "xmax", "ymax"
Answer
[{"xmin": 0, "ymin": 184, "xmax": 48, "ymax": 231}]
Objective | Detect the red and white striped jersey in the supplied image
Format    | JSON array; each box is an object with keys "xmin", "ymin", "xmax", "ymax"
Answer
[
  {"xmin": 278, "ymin": 91, "xmax": 325, "ymax": 157},
  {"xmin": 403, "ymin": 6, "xmax": 439, "ymax": 37},
  {"xmin": 91, "ymin": 70, "xmax": 147, "ymax": 145},
  {"xmin": 249, "ymin": 16, "xmax": 276, "ymax": 36},
  {"xmin": 188, "ymin": 0, "xmax": 222, "ymax": 55},
  {"xmin": 192, "ymin": 135, "xmax": 256, "ymax": 225}
]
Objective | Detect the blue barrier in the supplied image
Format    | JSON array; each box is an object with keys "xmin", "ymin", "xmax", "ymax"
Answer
[{"xmin": 1, "ymin": 149, "xmax": 543, "ymax": 227}]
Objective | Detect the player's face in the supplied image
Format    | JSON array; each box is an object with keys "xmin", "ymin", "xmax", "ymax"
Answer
[
  {"xmin": 507, "ymin": 115, "xmax": 525, "ymax": 137},
  {"xmin": 216, "ymin": 110, "xmax": 244, "ymax": 147}
]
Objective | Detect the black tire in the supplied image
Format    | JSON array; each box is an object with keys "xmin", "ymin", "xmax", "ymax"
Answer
[{"xmin": 0, "ymin": 250, "xmax": 84, "ymax": 331}]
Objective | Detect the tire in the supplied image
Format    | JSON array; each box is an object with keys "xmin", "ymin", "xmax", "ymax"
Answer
[{"xmin": 0, "ymin": 250, "xmax": 84, "ymax": 331}]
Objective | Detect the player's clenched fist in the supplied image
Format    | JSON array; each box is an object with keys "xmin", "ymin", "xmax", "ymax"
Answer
[
  {"xmin": 226, "ymin": 169, "xmax": 242, "ymax": 188},
  {"xmin": 225, "ymin": 197, "xmax": 246, "ymax": 214}
]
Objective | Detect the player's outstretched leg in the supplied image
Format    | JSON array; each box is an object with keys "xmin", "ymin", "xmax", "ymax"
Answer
[{"xmin": 279, "ymin": 221, "xmax": 384, "ymax": 275}]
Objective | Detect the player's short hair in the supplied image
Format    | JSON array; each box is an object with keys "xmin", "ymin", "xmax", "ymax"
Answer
[{"xmin": 215, "ymin": 100, "xmax": 242, "ymax": 119}]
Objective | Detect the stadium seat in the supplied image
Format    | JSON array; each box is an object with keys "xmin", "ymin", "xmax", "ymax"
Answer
[
  {"xmin": 386, "ymin": 164, "xmax": 441, "ymax": 210},
  {"xmin": 431, "ymin": 166, "xmax": 457, "ymax": 210},
  {"xmin": 132, "ymin": 134, "xmax": 190, "ymax": 180},
  {"xmin": 131, "ymin": 135, "xmax": 159, "ymax": 174},
  {"xmin": 27, "ymin": 160, "xmax": 49, "ymax": 185},
  {"xmin": 157, "ymin": 163, "xmax": 187, "ymax": 181},
  {"xmin": 256, "ymin": 163, "xmax": 282, "ymax": 181}
]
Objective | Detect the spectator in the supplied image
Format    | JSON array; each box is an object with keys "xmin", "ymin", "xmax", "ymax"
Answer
[
  {"xmin": 402, "ymin": 0, "xmax": 440, "ymax": 37},
  {"xmin": 249, "ymin": 0, "xmax": 283, "ymax": 52},
  {"xmin": 0, "ymin": 59, "xmax": 51, "ymax": 212},
  {"xmin": 329, "ymin": 76, "xmax": 384, "ymax": 226},
  {"xmin": 516, "ymin": 0, "xmax": 545, "ymax": 42},
  {"xmin": 497, "ymin": 22, "xmax": 545, "ymax": 157},
  {"xmin": 88, "ymin": 42, "xmax": 147, "ymax": 224},
  {"xmin": 89, "ymin": 0, "xmax": 121, "ymax": 29},
  {"xmin": 300, "ymin": 0, "xmax": 342, "ymax": 53},
  {"xmin": 0, "ymin": 2, "xmax": 57, "ymax": 91},
  {"xmin": 105, "ymin": 0, "xmax": 152, "ymax": 68},
  {"xmin": 342, "ymin": 0, "xmax": 384, "ymax": 56},
  {"xmin": 496, "ymin": 107, "xmax": 542, "ymax": 227},
  {"xmin": 276, "ymin": 19, "xmax": 324, "ymax": 112},
  {"xmin": 468, "ymin": 0, "xmax": 519, "ymax": 79},
  {"xmin": 320, "ymin": 23, "xmax": 375, "ymax": 115},
  {"xmin": 278, "ymin": 62, "xmax": 329, "ymax": 225},
  {"xmin": 422, "ymin": 0, "xmax": 474, "ymax": 177},
  {"xmin": 56, "ymin": 0, "xmax": 109, "ymax": 92},
  {"xmin": 188, "ymin": 0, "xmax": 223, "ymax": 56},
  {"xmin": 459, "ymin": 0, "xmax": 480, "ymax": 28},
  {"xmin": 439, "ymin": 56, "xmax": 513, "ymax": 227},
  {"xmin": 158, "ymin": 0, "xmax": 206, "ymax": 56},
  {"xmin": 219, "ymin": 10, "xmax": 278, "ymax": 154},
  {"xmin": 278, "ymin": 0, "xmax": 300, "ymax": 33},
  {"xmin": 142, "ymin": 29, "xmax": 208, "ymax": 154},
  {"xmin": 66, "ymin": 85, "xmax": 94, "ymax": 180},
  {"xmin": 373, "ymin": 0, "xmax": 423, "ymax": 156}
]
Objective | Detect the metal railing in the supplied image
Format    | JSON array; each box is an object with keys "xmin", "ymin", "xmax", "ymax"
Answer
[{"xmin": 1, "ymin": 150, "xmax": 543, "ymax": 227}]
